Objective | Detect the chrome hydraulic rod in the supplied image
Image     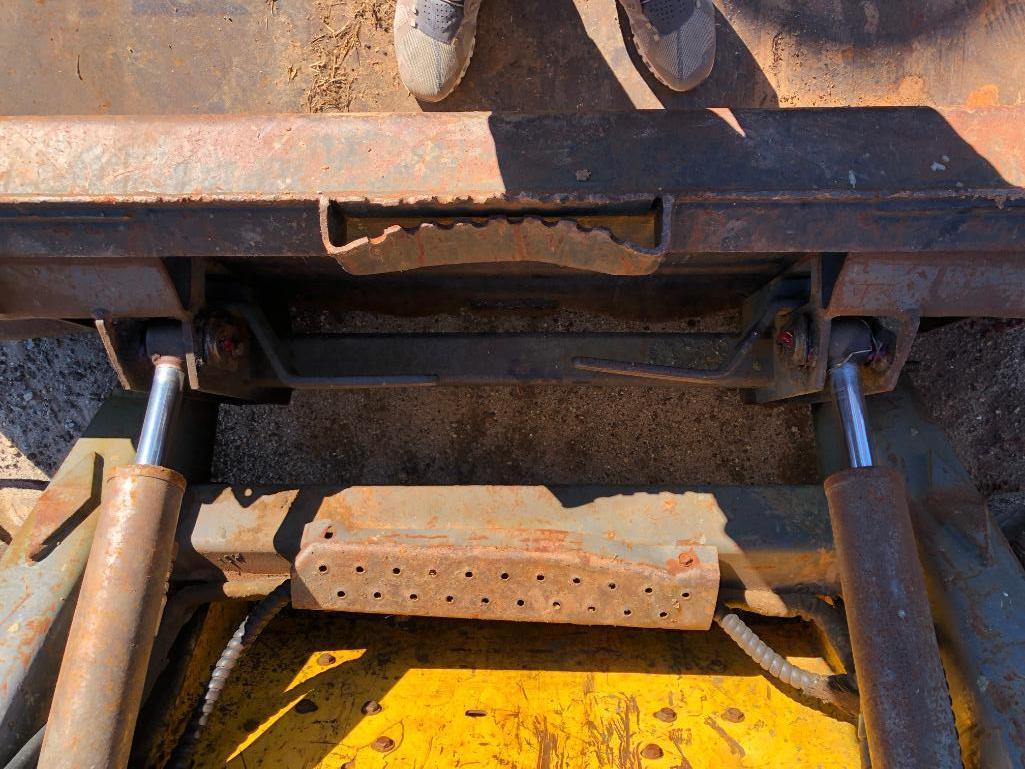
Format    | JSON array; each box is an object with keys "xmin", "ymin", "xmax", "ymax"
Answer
[{"xmin": 829, "ymin": 360, "xmax": 873, "ymax": 468}]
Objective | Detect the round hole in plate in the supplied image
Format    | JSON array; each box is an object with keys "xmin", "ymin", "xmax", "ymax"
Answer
[
  {"xmin": 536, "ymin": 574, "xmax": 545, "ymax": 581},
  {"xmin": 500, "ymin": 572, "xmax": 509, "ymax": 580},
  {"xmin": 552, "ymin": 601, "xmax": 561, "ymax": 609},
  {"xmin": 355, "ymin": 566, "xmax": 365, "ymax": 573},
  {"xmin": 373, "ymin": 592, "xmax": 382, "ymax": 599},
  {"xmin": 409, "ymin": 594, "xmax": 418, "ymax": 601},
  {"xmin": 644, "ymin": 587, "xmax": 653, "ymax": 594},
  {"xmin": 572, "ymin": 577, "xmax": 581, "ymax": 584},
  {"xmin": 516, "ymin": 599, "xmax": 525, "ymax": 606},
  {"xmin": 659, "ymin": 611, "xmax": 668, "ymax": 618},
  {"xmin": 392, "ymin": 567, "xmax": 401, "ymax": 575},
  {"xmin": 324, "ymin": 530, "xmax": 334, "ymax": 540},
  {"xmin": 608, "ymin": 582, "xmax": 617, "ymax": 590},
  {"xmin": 445, "ymin": 595, "xmax": 455, "ymax": 603},
  {"xmin": 465, "ymin": 571, "xmax": 474, "ymax": 578},
  {"xmin": 337, "ymin": 590, "xmax": 346, "ymax": 598},
  {"xmin": 681, "ymin": 592, "xmax": 691, "ymax": 599},
  {"xmin": 481, "ymin": 597, "xmax": 490, "ymax": 604},
  {"xmin": 623, "ymin": 609, "xmax": 632, "ymax": 616},
  {"xmin": 428, "ymin": 569, "xmax": 438, "ymax": 576},
  {"xmin": 587, "ymin": 606, "xmax": 596, "ymax": 613},
  {"xmin": 318, "ymin": 564, "xmax": 328, "ymax": 573}
]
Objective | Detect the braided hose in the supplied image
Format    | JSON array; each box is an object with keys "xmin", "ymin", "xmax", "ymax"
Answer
[
  {"xmin": 169, "ymin": 579, "xmax": 291, "ymax": 769},
  {"xmin": 718, "ymin": 612, "xmax": 823, "ymax": 690},
  {"xmin": 717, "ymin": 612, "xmax": 860, "ymax": 715}
]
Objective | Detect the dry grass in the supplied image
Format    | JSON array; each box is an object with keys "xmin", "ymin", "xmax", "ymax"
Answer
[{"xmin": 305, "ymin": 0, "xmax": 392, "ymax": 112}]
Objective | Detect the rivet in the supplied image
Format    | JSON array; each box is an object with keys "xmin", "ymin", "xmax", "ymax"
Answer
[
  {"xmin": 372, "ymin": 736, "xmax": 395, "ymax": 753},
  {"xmin": 362, "ymin": 700, "xmax": 383, "ymax": 715},
  {"xmin": 722, "ymin": 707, "xmax": 745, "ymax": 723},
  {"xmin": 640, "ymin": 743, "xmax": 663, "ymax": 759}
]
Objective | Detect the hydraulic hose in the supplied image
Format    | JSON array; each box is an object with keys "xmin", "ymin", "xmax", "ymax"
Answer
[
  {"xmin": 169, "ymin": 580, "xmax": 291, "ymax": 769},
  {"xmin": 716, "ymin": 612, "xmax": 860, "ymax": 715}
]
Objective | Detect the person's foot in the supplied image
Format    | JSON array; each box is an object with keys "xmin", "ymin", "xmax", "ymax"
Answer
[
  {"xmin": 394, "ymin": 0, "xmax": 482, "ymax": 102},
  {"xmin": 619, "ymin": 0, "xmax": 715, "ymax": 92}
]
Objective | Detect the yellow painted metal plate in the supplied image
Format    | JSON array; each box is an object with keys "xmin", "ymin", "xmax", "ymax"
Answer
[{"xmin": 193, "ymin": 613, "xmax": 859, "ymax": 768}]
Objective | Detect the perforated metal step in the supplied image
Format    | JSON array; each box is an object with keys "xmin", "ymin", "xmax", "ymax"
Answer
[{"xmin": 292, "ymin": 520, "xmax": 718, "ymax": 629}]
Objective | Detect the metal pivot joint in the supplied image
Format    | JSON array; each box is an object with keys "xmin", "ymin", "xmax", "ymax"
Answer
[
  {"xmin": 824, "ymin": 323, "xmax": 961, "ymax": 769},
  {"xmin": 39, "ymin": 357, "xmax": 187, "ymax": 769}
]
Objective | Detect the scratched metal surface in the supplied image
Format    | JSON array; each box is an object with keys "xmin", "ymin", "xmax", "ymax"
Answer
[{"xmin": 188, "ymin": 611, "xmax": 860, "ymax": 768}]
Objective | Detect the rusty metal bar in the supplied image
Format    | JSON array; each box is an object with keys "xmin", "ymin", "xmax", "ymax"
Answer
[
  {"xmin": 38, "ymin": 359, "xmax": 187, "ymax": 769},
  {"xmin": 0, "ymin": 109, "xmax": 1023, "ymax": 266},
  {"xmin": 824, "ymin": 362, "xmax": 961, "ymax": 768},
  {"xmin": 172, "ymin": 484, "xmax": 839, "ymax": 596},
  {"xmin": 824, "ymin": 468, "xmax": 961, "ymax": 768}
]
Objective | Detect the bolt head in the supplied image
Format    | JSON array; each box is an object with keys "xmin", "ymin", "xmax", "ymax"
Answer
[
  {"xmin": 362, "ymin": 700, "xmax": 383, "ymax": 715},
  {"xmin": 640, "ymin": 743, "xmax": 664, "ymax": 759}
]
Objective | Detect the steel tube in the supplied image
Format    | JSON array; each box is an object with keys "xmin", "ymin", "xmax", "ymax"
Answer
[
  {"xmin": 829, "ymin": 361, "xmax": 874, "ymax": 468},
  {"xmin": 135, "ymin": 357, "xmax": 184, "ymax": 465},
  {"xmin": 824, "ymin": 468, "xmax": 961, "ymax": 768},
  {"xmin": 37, "ymin": 465, "xmax": 187, "ymax": 769}
]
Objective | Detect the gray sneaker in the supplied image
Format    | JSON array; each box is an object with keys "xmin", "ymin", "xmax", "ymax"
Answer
[
  {"xmin": 394, "ymin": 0, "xmax": 482, "ymax": 102},
  {"xmin": 619, "ymin": 0, "xmax": 715, "ymax": 92}
]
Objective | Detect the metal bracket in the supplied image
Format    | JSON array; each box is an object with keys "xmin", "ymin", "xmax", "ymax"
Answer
[{"xmin": 292, "ymin": 520, "xmax": 718, "ymax": 630}]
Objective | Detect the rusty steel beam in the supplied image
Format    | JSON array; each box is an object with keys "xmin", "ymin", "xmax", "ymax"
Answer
[
  {"xmin": 173, "ymin": 484, "xmax": 839, "ymax": 596},
  {"xmin": 0, "ymin": 109, "xmax": 1023, "ymax": 273}
]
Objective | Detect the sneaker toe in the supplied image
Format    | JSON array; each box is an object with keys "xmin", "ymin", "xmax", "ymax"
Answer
[
  {"xmin": 395, "ymin": 26, "xmax": 468, "ymax": 102},
  {"xmin": 637, "ymin": 1, "xmax": 715, "ymax": 92}
]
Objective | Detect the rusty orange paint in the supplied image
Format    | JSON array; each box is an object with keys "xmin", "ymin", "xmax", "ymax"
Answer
[{"xmin": 966, "ymin": 84, "xmax": 1000, "ymax": 107}]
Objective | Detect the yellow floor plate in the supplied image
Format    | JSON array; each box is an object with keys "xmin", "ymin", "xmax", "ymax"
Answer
[{"xmin": 193, "ymin": 612, "xmax": 859, "ymax": 768}]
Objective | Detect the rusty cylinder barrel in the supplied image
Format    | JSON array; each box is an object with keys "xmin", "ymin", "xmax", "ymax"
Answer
[
  {"xmin": 39, "ymin": 465, "xmax": 186, "ymax": 769},
  {"xmin": 824, "ymin": 466, "xmax": 961, "ymax": 769}
]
